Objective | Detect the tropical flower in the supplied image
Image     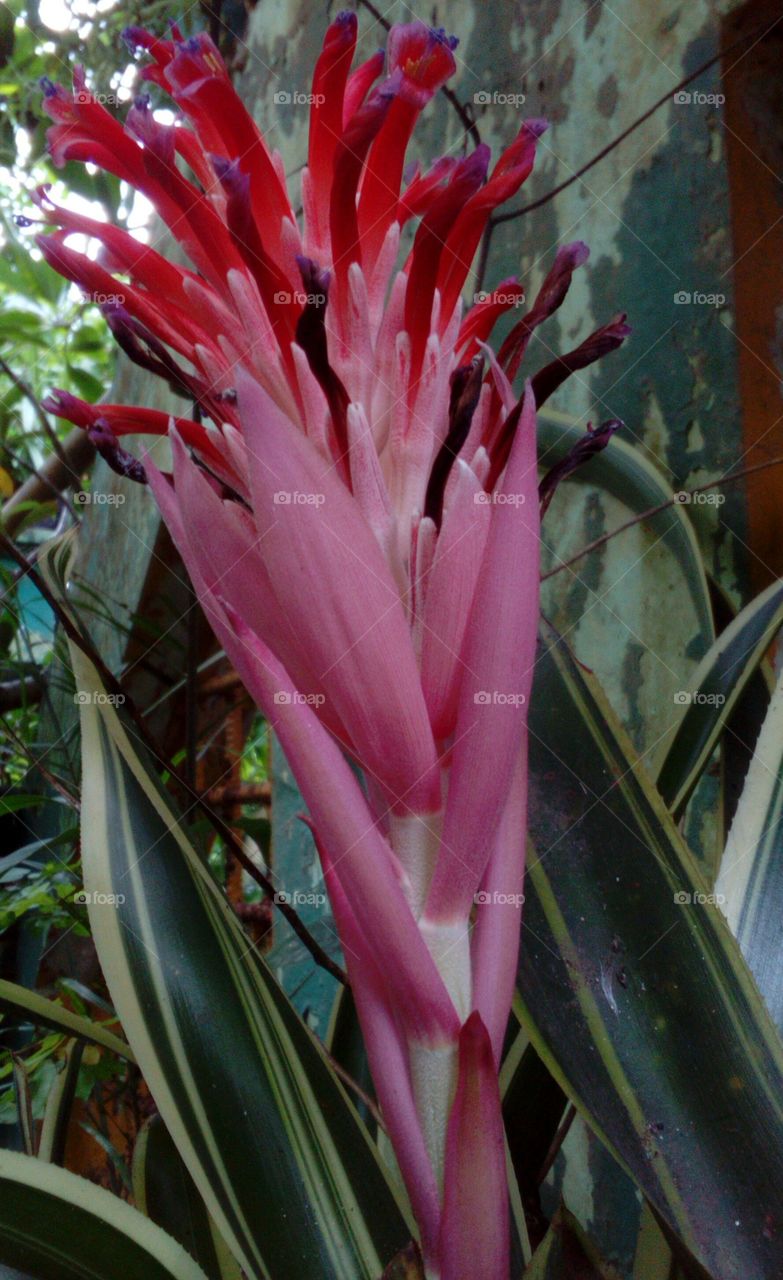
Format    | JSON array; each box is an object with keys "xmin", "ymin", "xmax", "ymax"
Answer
[{"xmin": 37, "ymin": 15, "xmax": 627, "ymax": 1277}]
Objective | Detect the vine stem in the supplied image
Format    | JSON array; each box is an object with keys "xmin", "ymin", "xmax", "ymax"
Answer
[
  {"xmin": 491, "ymin": 13, "xmax": 781, "ymax": 227},
  {"xmin": 543, "ymin": 455, "xmax": 783, "ymax": 581}
]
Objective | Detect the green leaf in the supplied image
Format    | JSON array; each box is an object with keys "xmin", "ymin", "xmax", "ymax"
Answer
[
  {"xmin": 326, "ymin": 986, "xmax": 376, "ymax": 1132},
  {"xmin": 515, "ymin": 630, "xmax": 783, "ymax": 1280},
  {"xmin": 715, "ymin": 664, "xmax": 783, "ymax": 1028},
  {"xmin": 0, "ymin": 978, "xmax": 135, "ymax": 1062},
  {"xmin": 11, "ymin": 1054, "xmax": 34, "ymax": 1155},
  {"xmin": 133, "ymin": 1115, "xmax": 241, "ymax": 1280},
  {"xmin": 537, "ymin": 416, "xmax": 714, "ymax": 654},
  {"xmin": 66, "ymin": 364, "xmax": 105, "ymax": 401},
  {"xmin": 0, "ymin": 1148, "xmax": 208, "ymax": 1280},
  {"xmin": 656, "ymin": 576, "xmax": 783, "ymax": 816},
  {"xmin": 70, "ymin": 640, "xmax": 413, "ymax": 1279},
  {"xmin": 37, "ymin": 1038, "xmax": 84, "ymax": 1165}
]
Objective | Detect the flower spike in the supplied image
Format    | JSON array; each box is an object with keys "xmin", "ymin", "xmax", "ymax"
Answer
[{"xmin": 38, "ymin": 20, "xmax": 627, "ymax": 1274}]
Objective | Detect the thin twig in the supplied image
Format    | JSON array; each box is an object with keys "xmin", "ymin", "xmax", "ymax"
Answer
[
  {"xmin": 0, "ymin": 711, "xmax": 81, "ymax": 809},
  {"xmin": 0, "ymin": 354, "xmax": 69, "ymax": 468},
  {"xmin": 325, "ymin": 1049, "xmax": 386, "ymax": 1132},
  {"xmin": 492, "ymin": 14, "xmax": 781, "ymax": 226},
  {"xmin": 543, "ymin": 454, "xmax": 783, "ymax": 581},
  {"xmin": 1, "ymin": 428, "xmax": 94, "ymax": 535},
  {"xmin": 536, "ymin": 1102, "xmax": 576, "ymax": 1185}
]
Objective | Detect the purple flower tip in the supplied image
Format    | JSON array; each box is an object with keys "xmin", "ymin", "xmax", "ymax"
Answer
[
  {"xmin": 430, "ymin": 27, "xmax": 459, "ymax": 51},
  {"xmin": 121, "ymin": 27, "xmax": 145, "ymax": 53}
]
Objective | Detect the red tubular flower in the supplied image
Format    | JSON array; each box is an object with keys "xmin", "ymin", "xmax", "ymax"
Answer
[{"xmin": 38, "ymin": 16, "xmax": 627, "ymax": 1276}]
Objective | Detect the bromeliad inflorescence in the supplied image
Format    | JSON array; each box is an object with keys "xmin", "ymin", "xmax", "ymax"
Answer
[{"xmin": 35, "ymin": 16, "xmax": 627, "ymax": 1277}]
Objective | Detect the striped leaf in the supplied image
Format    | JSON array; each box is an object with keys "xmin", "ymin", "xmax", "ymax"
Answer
[
  {"xmin": 0, "ymin": 1148, "xmax": 208, "ymax": 1280},
  {"xmin": 715, "ymin": 664, "xmax": 783, "ymax": 1029},
  {"xmin": 0, "ymin": 978, "xmax": 134, "ymax": 1062},
  {"xmin": 69, "ymin": 639, "xmax": 413, "ymax": 1280},
  {"xmin": 11, "ymin": 1054, "xmax": 34, "ymax": 1155},
  {"xmin": 133, "ymin": 1115, "xmax": 241, "ymax": 1280},
  {"xmin": 37, "ymin": 1038, "xmax": 83, "ymax": 1164},
  {"xmin": 656, "ymin": 576, "xmax": 783, "ymax": 816},
  {"xmin": 515, "ymin": 631, "xmax": 783, "ymax": 1280}
]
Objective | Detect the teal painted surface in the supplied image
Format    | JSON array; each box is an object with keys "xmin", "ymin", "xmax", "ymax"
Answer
[{"xmin": 1, "ymin": 556, "xmax": 54, "ymax": 641}]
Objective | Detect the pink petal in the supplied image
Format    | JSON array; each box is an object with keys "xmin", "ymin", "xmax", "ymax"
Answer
[
  {"xmin": 439, "ymin": 1012, "xmax": 510, "ymax": 1280},
  {"xmin": 167, "ymin": 436, "xmax": 350, "ymax": 744},
  {"xmin": 313, "ymin": 833, "xmax": 442, "ymax": 1261},
  {"xmin": 424, "ymin": 383, "xmax": 539, "ymax": 924},
  {"xmin": 471, "ymin": 748, "xmax": 527, "ymax": 1064},
  {"xmin": 307, "ymin": 12, "xmax": 358, "ymax": 252},
  {"xmin": 420, "ymin": 462, "xmax": 490, "ymax": 741},
  {"xmin": 237, "ymin": 368, "xmax": 441, "ymax": 815},
  {"xmin": 217, "ymin": 605, "xmax": 460, "ymax": 1045}
]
